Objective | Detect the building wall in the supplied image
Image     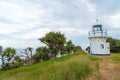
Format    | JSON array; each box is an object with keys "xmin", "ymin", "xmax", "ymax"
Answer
[{"xmin": 90, "ymin": 37, "xmax": 110, "ymax": 55}]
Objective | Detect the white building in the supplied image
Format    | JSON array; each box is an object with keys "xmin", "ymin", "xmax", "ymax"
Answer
[{"xmin": 88, "ymin": 22, "xmax": 110, "ymax": 55}]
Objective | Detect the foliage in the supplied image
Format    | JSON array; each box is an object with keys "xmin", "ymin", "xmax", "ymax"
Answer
[
  {"xmin": 107, "ymin": 37, "xmax": 120, "ymax": 53},
  {"xmin": 34, "ymin": 32, "xmax": 82, "ymax": 63},
  {"xmin": 110, "ymin": 46, "xmax": 120, "ymax": 53},
  {"xmin": 40, "ymin": 32, "xmax": 66, "ymax": 57},
  {"xmin": 21, "ymin": 47, "xmax": 33, "ymax": 65},
  {"xmin": 3, "ymin": 47, "xmax": 16, "ymax": 62},
  {"xmin": 2, "ymin": 48, "xmax": 16, "ymax": 70},
  {"xmin": 14, "ymin": 56, "xmax": 24, "ymax": 67},
  {"xmin": 0, "ymin": 46, "xmax": 5, "ymax": 67},
  {"xmin": 32, "ymin": 47, "xmax": 49, "ymax": 63},
  {"xmin": 85, "ymin": 46, "xmax": 90, "ymax": 53},
  {"xmin": 0, "ymin": 32, "xmax": 82, "ymax": 71},
  {"xmin": 0, "ymin": 47, "xmax": 23, "ymax": 70},
  {"xmin": 37, "ymin": 31, "xmax": 81, "ymax": 61},
  {"xmin": 65, "ymin": 40, "xmax": 76, "ymax": 54},
  {"xmin": 74, "ymin": 46, "xmax": 82, "ymax": 52}
]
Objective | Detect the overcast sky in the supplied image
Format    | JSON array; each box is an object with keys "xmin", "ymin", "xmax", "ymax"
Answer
[{"xmin": 0, "ymin": 0, "xmax": 120, "ymax": 49}]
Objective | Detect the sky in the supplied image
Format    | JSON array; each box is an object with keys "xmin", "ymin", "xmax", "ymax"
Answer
[{"xmin": 0, "ymin": 0, "xmax": 120, "ymax": 50}]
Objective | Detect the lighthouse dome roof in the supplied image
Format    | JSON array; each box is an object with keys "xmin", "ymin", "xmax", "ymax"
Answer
[{"xmin": 92, "ymin": 18, "xmax": 103, "ymax": 31}]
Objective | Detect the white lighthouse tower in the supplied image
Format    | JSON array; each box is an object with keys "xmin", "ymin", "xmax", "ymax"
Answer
[{"xmin": 88, "ymin": 20, "xmax": 110, "ymax": 55}]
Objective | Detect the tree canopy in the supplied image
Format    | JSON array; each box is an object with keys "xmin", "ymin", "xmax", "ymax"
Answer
[
  {"xmin": 39, "ymin": 32, "xmax": 66, "ymax": 57},
  {"xmin": 31, "ymin": 31, "xmax": 82, "ymax": 63},
  {"xmin": 0, "ymin": 31, "xmax": 82, "ymax": 70},
  {"xmin": 107, "ymin": 37, "xmax": 120, "ymax": 53}
]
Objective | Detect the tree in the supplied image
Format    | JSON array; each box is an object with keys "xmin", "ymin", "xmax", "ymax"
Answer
[
  {"xmin": 2, "ymin": 47, "xmax": 16, "ymax": 69},
  {"xmin": 27, "ymin": 47, "xmax": 33, "ymax": 64},
  {"xmin": 21, "ymin": 47, "xmax": 33, "ymax": 65},
  {"xmin": 74, "ymin": 46, "xmax": 82, "ymax": 52},
  {"xmin": 65, "ymin": 40, "xmax": 75, "ymax": 54},
  {"xmin": 32, "ymin": 32, "xmax": 82, "ymax": 64},
  {"xmin": 0, "ymin": 46, "xmax": 5, "ymax": 67},
  {"xmin": 39, "ymin": 32, "xmax": 66, "ymax": 57},
  {"xmin": 107, "ymin": 37, "xmax": 120, "ymax": 53},
  {"xmin": 3, "ymin": 48, "xmax": 16, "ymax": 63},
  {"xmin": 32, "ymin": 47, "xmax": 49, "ymax": 63},
  {"xmin": 27, "ymin": 47, "xmax": 33, "ymax": 58},
  {"xmin": 85, "ymin": 46, "xmax": 90, "ymax": 53},
  {"xmin": 13, "ymin": 55, "xmax": 24, "ymax": 68}
]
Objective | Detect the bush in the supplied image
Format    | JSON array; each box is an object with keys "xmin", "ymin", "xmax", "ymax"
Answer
[{"xmin": 110, "ymin": 46, "xmax": 120, "ymax": 53}]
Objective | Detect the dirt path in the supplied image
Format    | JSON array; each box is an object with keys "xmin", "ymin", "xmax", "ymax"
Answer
[{"xmin": 99, "ymin": 56, "xmax": 120, "ymax": 80}]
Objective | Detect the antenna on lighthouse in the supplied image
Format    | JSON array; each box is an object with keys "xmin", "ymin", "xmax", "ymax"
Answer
[
  {"xmin": 96, "ymin": 16, "xmax": 99, "ymax": 22},
  {"xmin": 96, "ymin": 18, "xmax": 98, "ymax": 22},
  {"xmin": 95, "ymin": 16, "xmax": 101, "ymax": 25}
]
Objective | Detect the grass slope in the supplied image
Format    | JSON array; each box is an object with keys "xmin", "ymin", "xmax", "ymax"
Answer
[
  {"xmin": 0, "ymin": 52, "xmax": 100, "ymax": 80},
  {"xmin": 110, "ymin": 53, "xmax": 120, "ymax": 62}
]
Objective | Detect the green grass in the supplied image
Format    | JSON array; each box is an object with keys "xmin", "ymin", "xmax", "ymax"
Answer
[
  {"xmin": 110, "ymin": 53, "xmax": 120, "ymax": 62},
  {"xmin": 88, "ymin": 55, "xmax": 100, "ymax": 61},
  {"xmin": 0, "ymin": 51, "xmax": 98, "ymax": 80}
]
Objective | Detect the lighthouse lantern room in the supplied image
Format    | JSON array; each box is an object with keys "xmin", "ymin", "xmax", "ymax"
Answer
[{"xmin": 88, "ymin": 20, "xmax": 110, "ymax": 55}]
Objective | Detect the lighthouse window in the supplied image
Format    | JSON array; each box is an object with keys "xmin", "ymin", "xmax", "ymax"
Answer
[{"xmin": 100, "ymin": 44, "xmax": 104, "ymax": 49}]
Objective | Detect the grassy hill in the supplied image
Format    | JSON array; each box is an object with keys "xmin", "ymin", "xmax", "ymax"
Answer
[{"xmin": 0, "ymin": 52, "xmax": 120, "ymax": 80}]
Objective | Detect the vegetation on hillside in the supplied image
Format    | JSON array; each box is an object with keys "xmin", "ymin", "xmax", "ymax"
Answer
[
  {"xmin": 110, "ymin": 54, "xmax": 120, "ymax": 62},
  {"xmin": 107, "ymin": 37, "xmax": 120, "ymax": 53},
  {"xmin": 0, "ymin": 51, "xmax": 99, "ymax": 80},
  {"xmin": 1, "ymin": 52, "xmax": 120, "ymax": 80},
  {"xmin": 0, "ymin": 47, "xmax": 24, "ymax": 70},
  {"xmin": 33, "ymin": 32, "xmax": 82, "ymax": 63},
  {"xmin": 0, "ymin": 31, "xmax": 82, "ymax": 70}
]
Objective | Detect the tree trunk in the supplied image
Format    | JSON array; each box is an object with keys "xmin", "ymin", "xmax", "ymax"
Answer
[
  {"xmin": 2, "ymin": 56, "xmax": 4, "ymax": 66},
  {"xmin": 30, "ymin": 50, "xmax": 33, "ymax": 64}
]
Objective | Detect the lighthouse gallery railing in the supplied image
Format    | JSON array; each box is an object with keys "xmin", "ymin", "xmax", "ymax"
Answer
[{"xmin": 89, "ymin": 30, "xmax": 107, "ymax": 38}]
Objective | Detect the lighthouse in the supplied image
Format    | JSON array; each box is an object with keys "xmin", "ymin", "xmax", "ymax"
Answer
[{"xmin": 88, "ymin": 20, "xmax": 110, "ymax": 55}]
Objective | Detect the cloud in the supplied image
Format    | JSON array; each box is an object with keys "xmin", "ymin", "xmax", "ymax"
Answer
[
  {"xmin": 0, "ymin": 0, "xmax": 120, "ymax": 49},
  {"xmin": 108, "ymin": 13, "xmax": 120, "ymax": 28},
  {"xmin": 0, "ymin": 22, "xmax": 28, "ymax": 35},
  {"xmin": 13, "ymin": 28, "xmax": 51, "ymax": 39}
]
